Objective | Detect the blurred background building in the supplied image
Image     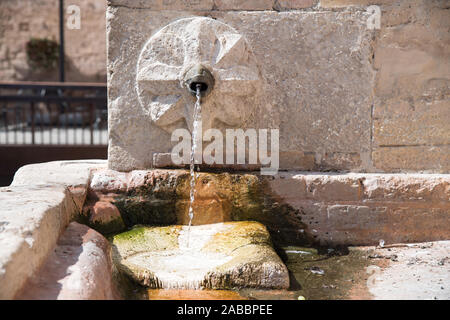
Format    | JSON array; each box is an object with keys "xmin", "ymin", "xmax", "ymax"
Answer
[{"xmin": 0, "ymin": 0, "xmax": 108, "ymax": 186}]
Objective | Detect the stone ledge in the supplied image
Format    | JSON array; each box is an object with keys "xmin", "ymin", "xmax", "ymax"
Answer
[
  {"xmin": 16, "ymin": 222, "xmax": 118, "ymax": 300},
  {"xmin": 11, "ymin": 160, "xmax": 107, "ymax": 188},
  {"xmin": 0, "ymin": 185, "xmax": 73, "ymax": 299},
  {"xmin": 319, "ymin": 0, "xmax": 392, "ymax": 8},
  {"xmin": 0, "ymin": 160, "xmax": 106, "ymax": 299},
  {"xmin": 87, "ymin": 168, "xmax": 450, "ymax": 246},
  {"xmin": 107, "ymin": 0, "xmax": 319, "ymax": 11},
  {"xmin": 268, "ymin": 172, "xmax": 450, "ymax": 245},
  {"xmin": 12, "ymin": 160, "xmax": 108, "ymax": 214},
  {"xmin": 270, "ymin": 172, "xmax": 450, "ymax": 202}
]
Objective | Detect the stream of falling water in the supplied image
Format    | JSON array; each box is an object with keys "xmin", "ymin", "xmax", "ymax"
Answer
[{"xmin": 186, "ymin": 85, "xmax": 202, "ymax": 247}]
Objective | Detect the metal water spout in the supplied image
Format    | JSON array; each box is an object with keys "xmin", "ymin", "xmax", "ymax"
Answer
[{"xmin": 184, "ymin": 64, "xmax": 215, "ymax": 97}]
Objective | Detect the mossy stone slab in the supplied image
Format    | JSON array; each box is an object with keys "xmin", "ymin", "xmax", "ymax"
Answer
[{"xmin": 111, "ymin": 221, "xmax": 289, "ymax": 289}]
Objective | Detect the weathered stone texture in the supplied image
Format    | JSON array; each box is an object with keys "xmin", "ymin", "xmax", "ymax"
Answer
[
  {"xmin": 277, "ymin": 0, "xmax": 316, "ymax": 9},
  {"xmin": 268, "ymin": 172, "xmax": 450, "ymax": 245},
  {"xmin": 0, "ymin": 185, "xmax": 71, "ymax": 299},
  {"xmin": 16, "ymin": 222, "xmax": 118, "ymax": 300},
  {"xmin": 368, "ymin": 241, "xmax": 450, "ymax": 300},
  {"xmin": 135, "ymin": 17, "xmax": 261, "ymax": 134},
  {"xmin": 319, "ymin": 0, "xmax": 393, "ymax": 7},
  {"xmin": 87, "ymin": 169, "xmax": 262, "ymax": 228},
  {"xmin": 372, "ymin": 146, "xmax": 450, "ymax": 172},
  {"xmin": 108, "ymin": 0, "xmax": 319, "ymax": 10},
  {"xmin": 105, "ymin": 0, "xmax": 449, "ymax": 173},
  {"xmin": 0, "ymin": 161, "xmax": 105, "ymax": 299},
  {"xmin": 214, "ymin": 0, "xmax": 274, "ymax": 10},
  {"xmin": 373, "ymin": 100, "xmax": 450, "ymax": 146},
  {"xmin": 371, "ymin": 0, "xmax": 450, "ymax": 172},
  {"xmin": 107, "ymin": 8, "xmax": 374, "ymax": 171},
  {"xmin": 86, "ymin": 168, "xmax": 449, "ymax": 246},
  {"xmin": 107, "ymin": 0, "xmax": 215, "ymax": 10}
]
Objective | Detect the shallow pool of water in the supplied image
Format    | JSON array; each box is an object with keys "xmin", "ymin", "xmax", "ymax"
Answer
[{"xmin": 139, "ymin": 246, "xmax": 374, "ymax": 300}]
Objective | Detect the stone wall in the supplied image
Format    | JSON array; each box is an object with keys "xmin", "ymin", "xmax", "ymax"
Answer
[
  {"xmin": 0, "ymin": 160, "xmax": 107, "ymax": 299},
  {"xmin": 106, "ymin": 0, "xmax": 449, "ymax": 173},
  {"xmin": 0, "ymin": 0, "xmax": 107, "ymax": 82}
]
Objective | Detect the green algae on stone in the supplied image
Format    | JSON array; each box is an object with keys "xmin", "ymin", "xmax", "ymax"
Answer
[
  {"xmin": 110, "ymin": 221, "xmax": 289, "ymax": 290},
  {"xmin": 110, "ymin": 225, "xmax": 183, "ymax": 289},
  {"xmin": 89, "ymin": 169, "xmax": 312, "ymax": 247},
  {"xmin": 112, "ymin": 225, "xmax": 181, "ymax": 256}
]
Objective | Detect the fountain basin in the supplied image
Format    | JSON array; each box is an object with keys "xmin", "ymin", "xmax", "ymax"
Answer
[
  {"xmin": 111, "ymin": 221, "xmax": 289, "ymax": 290},
  {"xmin": 1, "ymin": 161, "xmax": 449, "ymax": 299}
]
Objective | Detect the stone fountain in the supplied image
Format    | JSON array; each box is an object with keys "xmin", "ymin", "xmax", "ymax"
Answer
[{"xmin": 0, "ymin": 1, "xmax": 449, "ymax": 300}]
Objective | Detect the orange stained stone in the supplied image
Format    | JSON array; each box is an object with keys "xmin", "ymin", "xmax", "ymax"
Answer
[{"xmin": 147, "ymin": 289, "xmax": 248, "ymax": 300}]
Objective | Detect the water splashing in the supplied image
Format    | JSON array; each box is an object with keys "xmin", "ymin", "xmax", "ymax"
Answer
[{"xmin": 186, "ymin": 84, "xmax": 202, "ymax": 247}]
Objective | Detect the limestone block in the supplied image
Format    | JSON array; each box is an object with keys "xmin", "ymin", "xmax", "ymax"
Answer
[
  {"xmin": 267, "ymin": 172, "xmax": 450, "ymax": 245},
  {"xmin": 279, "ymin": 151, "xmax": 315, "ymax": 171},
  {"xmin": 16, "ymin": 222, "xmax": 118, "ymax": 300},
  {"xmin": 277, "ymin": 0, "xmax": 316, "ymax": 9},
  {"xmin": 373, "ymin": 100, "xmax": 450, "ymax": 146},
  {"xmin": 319, "ymin": 0, "xmax": 392, "ymax": 7},
  {"xmin": 12, "ymin": 160, "xmax": 107, "ymax": 215},
  {"xmin": 214, "ymin": 0, "xmax": 274, "ymax": 10},
  {"xmin": 11, "ymin": 160, "xmax": 106, "ymax": 188},
  {"xmin": 111, "ymin": 221, "xmax": 289, "ymax": 289},
  {"xmin": 373, "ymin": 146, "xmax": 450, "ymax": 172},
  {"xmin": 106, "ymin": 8, "xmax": 374, "ymax": 171},
  {"xmin": 90, "ymin": 168, "xmax": 129, "ymax": 193},
  {"xmin": 374, "ymin": 46, "xmax": 448, "ymax": 101},
  {"xmin": 0, "ymin": 185, "xmax": 73, "ymax": 299},
  {"xmin": 370, "ymin": 1, "xmax": 450, "ymax": 173},
  {"xmin": 362, "ymin": 174, "xmax": 450, "ymax": 202},
  {"xmin": 317, "ymin": 152, "xmax": 362, "ymax": 171},
  {"xmin": 0, "ymin": 160, "xmax": 106, "ymax": 299},
  {"xmin": 107, "ymin": 0, "xmax": 214, "ymax": 10}
]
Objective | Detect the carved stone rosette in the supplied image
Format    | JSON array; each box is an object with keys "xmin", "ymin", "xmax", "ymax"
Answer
[{"xmin": 136, "ymin": 17, "xmax": 261, "ymax": 133}]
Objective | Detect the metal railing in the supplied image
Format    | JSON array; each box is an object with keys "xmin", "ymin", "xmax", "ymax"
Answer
[{"xmin": 0, "ymin": 81, "xmax": 107, "ymax": 145}]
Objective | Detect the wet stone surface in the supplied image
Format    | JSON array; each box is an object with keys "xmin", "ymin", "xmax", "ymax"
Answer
[
  {"xmin": 85, "ymin": 169, "xmax": 311, "ymax": 245},
  {"xmin": 111, "ymin": 221, "xmax": 290, "ymax": 291},
  {"xmin": 125, "ymin": 244, "xmax": 376, "ymax": 300}
]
